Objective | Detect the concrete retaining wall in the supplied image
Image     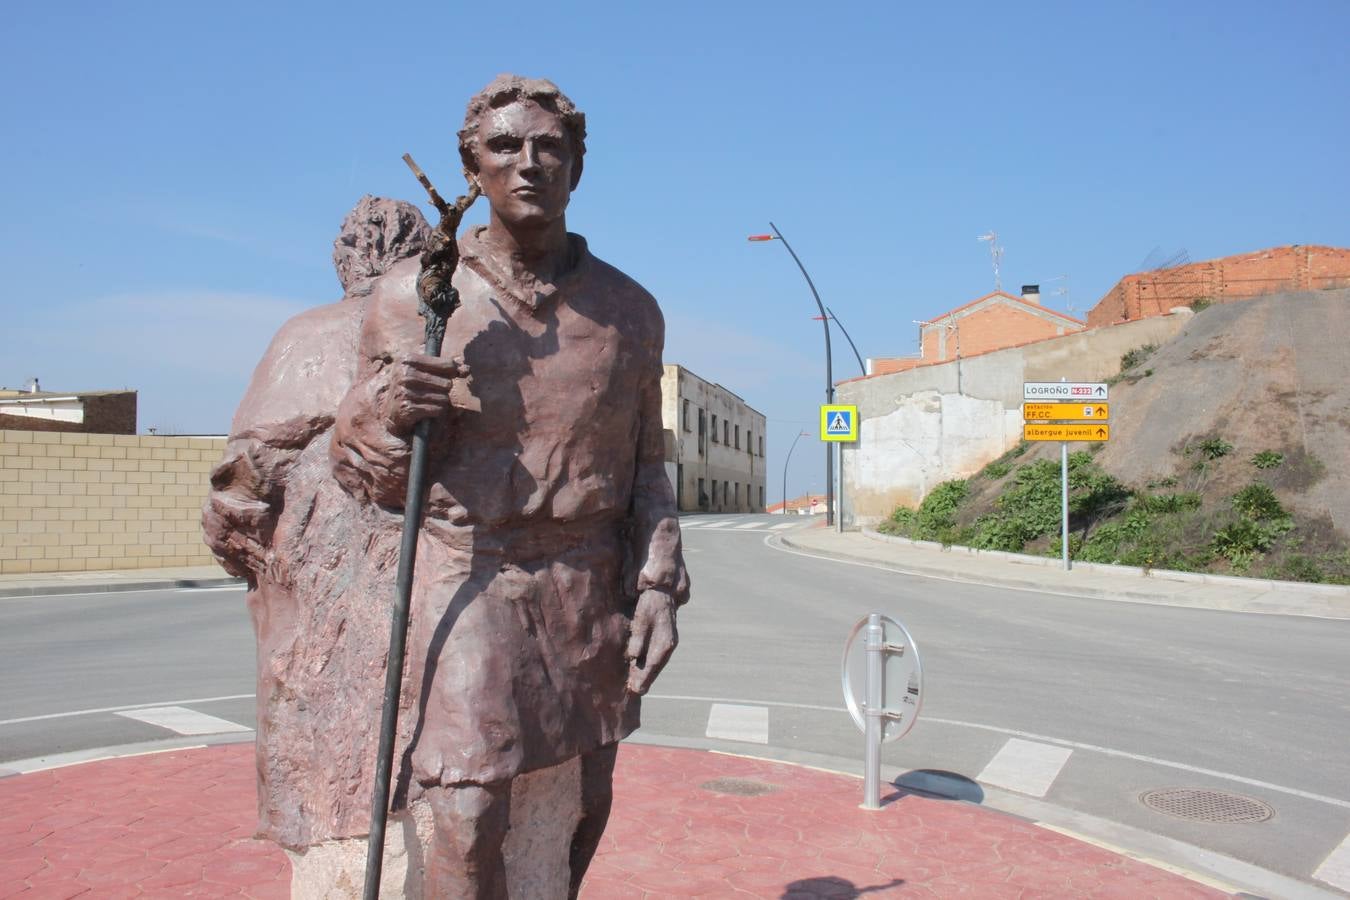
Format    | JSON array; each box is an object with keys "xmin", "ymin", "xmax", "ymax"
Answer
[
  {"xmin": 0, "ymin": 430, "xmax": 224, "ymax": 574},
  {"xmin": 837, "ymin": 311, "xmax": 1193, "ymax": 526}
]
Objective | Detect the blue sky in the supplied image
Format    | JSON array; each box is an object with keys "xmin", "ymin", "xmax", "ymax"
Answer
[{"xmin": 3, "ymin": 1, "xmax": 1347, "ymax": 503}]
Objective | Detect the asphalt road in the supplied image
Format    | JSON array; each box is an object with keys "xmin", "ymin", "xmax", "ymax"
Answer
[{"xmin": 2, "ymin": 513, "xmax": 1349, "ymax": 894}]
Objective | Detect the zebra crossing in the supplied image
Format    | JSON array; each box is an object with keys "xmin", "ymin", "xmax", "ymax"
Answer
[{"xmin": 680, "ymin": 515, "xmax": 802, "ymax": 534}]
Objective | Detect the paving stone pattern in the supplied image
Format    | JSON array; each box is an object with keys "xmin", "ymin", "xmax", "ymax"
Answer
[{"xmin": 0, "ymin": 744, "xmax": 1228, "ymax": 898}]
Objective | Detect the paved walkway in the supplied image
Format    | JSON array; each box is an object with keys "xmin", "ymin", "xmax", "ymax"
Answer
[{"xmin": 0, "ymin": 742, "xmax": 1231, "ymax": 898}]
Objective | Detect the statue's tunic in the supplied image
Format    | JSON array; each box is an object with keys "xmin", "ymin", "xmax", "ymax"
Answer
[{"xmin": 205, "ymin": 227, "xmax": 687, "ymax": 848}]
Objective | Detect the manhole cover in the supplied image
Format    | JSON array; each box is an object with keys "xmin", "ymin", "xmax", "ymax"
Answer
[
  {"xmin": 1140, "ymin": 788, "xmax": 1274, "ymax": 824},
  {"xmin": 699, "ymin": 777, "xmax": 778, "ymax": 797}
]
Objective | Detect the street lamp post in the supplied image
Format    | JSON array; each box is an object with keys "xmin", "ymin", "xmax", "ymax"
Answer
[
  {"xmin": 750, "ymin": 222, "xmax": 837, "ymax": 525},
  {"xmin": 781, "ymin": 430, "xmax": 810, "ymax": 515}
]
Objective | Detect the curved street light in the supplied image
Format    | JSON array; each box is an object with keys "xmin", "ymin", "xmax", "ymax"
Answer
[
  {"xmin": 781, "ymin": 430, "xmax": 811, "ymax": 515},
  {"xmin": 750, "ymin": 223, "xmax": 837, "ymax": 525}
]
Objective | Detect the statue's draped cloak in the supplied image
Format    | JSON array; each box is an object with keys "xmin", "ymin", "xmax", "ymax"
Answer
[{"xmin": 203, "ymin": 228, "xmax": 687, "ymax": 849}]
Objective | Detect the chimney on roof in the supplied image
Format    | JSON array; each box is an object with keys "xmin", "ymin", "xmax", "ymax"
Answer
[
  {"xmin": 1021, "ymin": 284, "xmax": 1040, "ymax": 305},
  {"xmin": 27, "ymin": 377, "xmax": 39, "ymax": 393}
]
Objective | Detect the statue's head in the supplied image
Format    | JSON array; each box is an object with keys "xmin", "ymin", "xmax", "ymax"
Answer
[
  {"xmin": 458, "ymin": 75, "xmax": 587, "ymax": 229},
  {"xmin": 332, "ymin": 195, "xmax": 431, "ymax": 292}
]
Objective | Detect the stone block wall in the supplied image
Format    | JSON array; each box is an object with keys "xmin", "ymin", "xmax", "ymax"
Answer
[{"xmin": 0, "ymin": 430, "xmax": 225, "ymax": 574}]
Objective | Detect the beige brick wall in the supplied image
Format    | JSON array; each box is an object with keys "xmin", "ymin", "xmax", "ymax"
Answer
[{"xmin": 0, "ymin": 430, "xmax": 226, "ymax": 575}]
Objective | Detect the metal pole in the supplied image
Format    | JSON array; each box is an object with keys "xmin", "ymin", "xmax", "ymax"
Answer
[
  {"xmin": 826, "ymin": 307, "xmax": 867, "ymax": 377},
  {"xmin": 1061, "ymin": 440, "xmax": 1070, "ymax": 571},
  {"xmin": 862, "ymin": 612, "xmax": 883, "ymax": 810},
  {"xmin": 781, "ymin": 430, "xmax": 807, "ymax": 514},
  {"xmin": 1060, "ymin": 378, "xmax": 1070, "ymax": 572},
  {"xmin": 769, "ymin": 222, "xmax": 835, "ymax": 526},
  {"xmin": 364, "ymin": 333, "xmax": 440, "ymax": 900}
]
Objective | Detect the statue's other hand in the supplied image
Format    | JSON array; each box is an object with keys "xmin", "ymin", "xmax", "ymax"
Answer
[
  {"xmin": 378, "ymin": 354, "xmax": 470, "ymax": 434},
  {"xmin": 625, "ymin": 590, "xmax": 679, "ymax": 696}
]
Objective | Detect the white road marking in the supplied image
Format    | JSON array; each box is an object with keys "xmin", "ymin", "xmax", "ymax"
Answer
[
  {"xmin": 0, "ymin": 693, "xmax": 255, "ymax": 726},
  {"xmin": 734, "ymin": 521, "xmax": 764, "ymax": 529},
  {"xmin": 645, "ymin": 692, "xmax": 1350, "ymax": 813},
  {"xmin": 769, "ymin": 523, "xmax": 796, "ymax": 530},
  {"xmin": 705, "ymin": 703, "xmax": 769, "ymax": 744},
  {"xmin": 1315, "ymin": 832, "xmax": 1350, "ymax": 892},
  {"xmin": 697, "ymin": 520, "xmax": 734, "ymax": 528},
  {"xmin": 978, "ymin": 738, "xmax": 1073, "ymax": 797},
  {"xmin": 116, "ymin": 706, "xmax": 252, "ymax": 735}
]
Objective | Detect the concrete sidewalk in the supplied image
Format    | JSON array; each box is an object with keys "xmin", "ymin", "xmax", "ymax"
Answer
[
  {"xmin": 0, "ymin": 742, "xmax": 1236, "ymax": 898},
  {"xmin": 0, "ymin": 565, "xmax": 240, "ymax": 599},
  {"xmin": 775, "ymin": 524, "xmax": 1350, "ymax": 620}
]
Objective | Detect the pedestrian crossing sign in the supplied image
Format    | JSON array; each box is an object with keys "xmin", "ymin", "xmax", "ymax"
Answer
[{"xmin": 820, "ymin": 404, "xmax": 859, "ymax": 442}]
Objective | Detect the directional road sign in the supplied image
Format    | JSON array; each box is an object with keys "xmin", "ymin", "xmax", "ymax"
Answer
[
  {"xmin": 1024, "ymin": 424, "xmax": 1111, "ymax": 442},
  {"xmin": 821, "ymin": 404, "xmax": 859, "ymax": 442},
  {"xmin": 1023, "ymin": 382, "xmax": 1109, "ymax": 401},
  {"xmin": 1023, "ymin": 402, "xmax": 1110, "ymax": 421}
]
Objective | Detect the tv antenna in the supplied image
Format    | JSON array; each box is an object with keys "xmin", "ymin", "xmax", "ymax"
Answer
[
  {"xmin": 977, "ymin": 231, "xmax": 1003, "ymax": 291},
  {"xmin": 1043, "ymin": 274, "xmax": 1074, "ymax": 315}
]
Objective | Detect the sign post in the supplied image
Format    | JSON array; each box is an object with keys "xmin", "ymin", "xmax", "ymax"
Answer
[
  {"xmin": 1022, "ymin": 380, "xmax": 1112, "ymax": 571},
  {"xmin": 821, "ymin": 405, "xmax": 860, "ymax": 535},
  {"xmin": 842, "ymin": 613, "xmax": 922, "ymax": 810}
]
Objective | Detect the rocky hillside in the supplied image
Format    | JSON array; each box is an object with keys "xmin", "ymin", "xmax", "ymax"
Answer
[{"xmin": 881, "ymin": 289, "xmax": 1350, "ymax": 582}]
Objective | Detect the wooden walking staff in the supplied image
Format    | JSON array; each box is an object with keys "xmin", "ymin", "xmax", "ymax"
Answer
[{"xmin": 363, "ymin": 155, "xmax": 479, "ymax": 900}]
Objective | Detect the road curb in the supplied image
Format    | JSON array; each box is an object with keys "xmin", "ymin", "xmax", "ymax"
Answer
[
  {"xmin": 0, "ymin": 576, "xmax": 244, "ymax": 599},
  {"xmin": 859, "ymin": 528, "xmax": 1350, "ymax": 598},
  {"xmin": 772, "ymin": 532, "xmax": 1350, "ymax": 618}
]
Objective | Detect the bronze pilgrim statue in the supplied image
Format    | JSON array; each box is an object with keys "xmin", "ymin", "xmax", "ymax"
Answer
[{"xmin": 204, "ymin": 74, "xmax": 688, "ymax": 898}]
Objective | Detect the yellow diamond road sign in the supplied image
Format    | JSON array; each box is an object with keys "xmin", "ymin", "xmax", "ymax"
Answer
[
  {"xmin": 1024, "ymin": 424, "xmax": 1111, "ymax": 442},
  {"xmin": 821, "ymin": 405, "xmax": 859, "ymax": 442},
  {"xmin": 1023, "ymin": 402, "xmax": 1110, "ymax": 421}
]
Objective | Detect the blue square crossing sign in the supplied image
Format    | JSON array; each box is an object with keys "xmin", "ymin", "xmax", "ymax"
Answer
[{"xmin": 820, "ymin": 404, "xmax": 859, "ymax": 442}]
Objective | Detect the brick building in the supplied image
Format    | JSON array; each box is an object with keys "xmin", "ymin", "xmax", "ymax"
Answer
[
  {"xmin": 1086, "ymin": 244, "xmax": 1350, "ymax": 328},
  {"xmin": 0, "ymin": 389, "xmax": 137, "ymax": 435},
  {"xmin": 869, "ymin": 286, "xmax": 1084, "ymax": 377}
]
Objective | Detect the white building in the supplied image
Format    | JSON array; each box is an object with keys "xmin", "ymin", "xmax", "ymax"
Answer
[{"xmin": 659, "ymin": 365, "xmax": 767, "ymax": 513}]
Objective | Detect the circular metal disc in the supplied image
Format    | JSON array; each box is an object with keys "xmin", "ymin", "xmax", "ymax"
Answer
[{"xmin": 841, "ymin": 614, "xmax": 923, "ymax": 743}]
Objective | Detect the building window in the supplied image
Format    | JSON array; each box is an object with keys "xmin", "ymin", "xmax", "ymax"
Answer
[
  {"xmin": 682, "ymin": 400, "xmax": 690, "ymax": 432},
  {"xmin": 723, "ymin": 421, "xmax": 729, "ymax": 445},
  {"xmin": 676, "ymin": 463, "xmax": 684, "ymax": 508},
  {"xmin": 698, "ymin": 410, "xmax": 706, "ymax": 455},
  {"xmin": 723, "ymin": 481, "xmax": 729, "ymax": 509},
  {"xmin": 759, "ymin": 435, "xmax": 764, "ymax": 457},
  {"xmin": 698, "ymin": 477, "xmax": 707, "ymax": 510},
  {"xmin": 746, "ymin": 429, "xmax": 752, "ymax": 454},
  {"xmin": 735, "ymin": 425, "xmax": 740, "ymax": 449},
  {"xmin": 759, "ymin": 485, "xmax": 765, "ymax": 508},
  {"xmin": 734, "ymin": 482, "xmax": 740, "ymax": 507},
  {"xmin": 711, "ymin": 414, "xmax": 719, "ymax": 443}
]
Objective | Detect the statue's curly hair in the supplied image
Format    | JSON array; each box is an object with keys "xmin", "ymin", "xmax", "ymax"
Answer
[
  {"xmin": 457, "ymin": 74, "xmax": 586, "ymax": 189},
  {"xmin": 332, "ymin": 195, "xmax": 431, "ymax": 293}
]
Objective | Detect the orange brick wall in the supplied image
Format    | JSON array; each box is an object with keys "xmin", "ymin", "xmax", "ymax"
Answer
[
  {"xmin": 0, "ymin": 430, "xmax": 225, "ymax": 574},
  {"xmin": 1087, "ymin": 245, "xmax": 1350, "ymax": 327},
  {"xmin": 923, "ymin": 305, "xmax": 1076, "ymax": 361}
]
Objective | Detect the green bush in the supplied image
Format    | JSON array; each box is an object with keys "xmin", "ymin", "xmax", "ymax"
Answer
[
  {"xmin": 1211, "ymin": 518, "xmax": 1290, "ymax": 569},
  {"xmin": 981, "ymin": 461, "xmax": 1011, "ymax": 479},
  {"xmin": 1231, "ymin": 484, "xmax": 1286, "ymax": 521},
  {"xmin": 1190, "ymin": 297, "xmax": 1213, "ymax": 312},
  {"xmin": 1120, "ymin": 344, "xmax": 1158, "ymax": 371},
  {"xmin": 882, "ymin": 480, "xmax": 970, "ymax": 544},
  {"xmin": 1250, "ymin": 450, "xmax": 1284, "ymax": 469},
  {"xmin": 1196, "ymin": 437, "xmax": 1234, "ymax": 460}
]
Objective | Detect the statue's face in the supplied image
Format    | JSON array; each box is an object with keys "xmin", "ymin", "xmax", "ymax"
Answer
[{"xmin": 474, "ymin": 99, "xmax": 575, "ymax": 229}]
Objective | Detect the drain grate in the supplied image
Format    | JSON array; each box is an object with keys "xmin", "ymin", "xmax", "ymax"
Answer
[
  {"xmin": 700, "ymin": 777, "xmax": 778, "ymax": 797},
  {"xmin": 1140, "ymin": 788, "xmax": 1274, "ymax": 824}
]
